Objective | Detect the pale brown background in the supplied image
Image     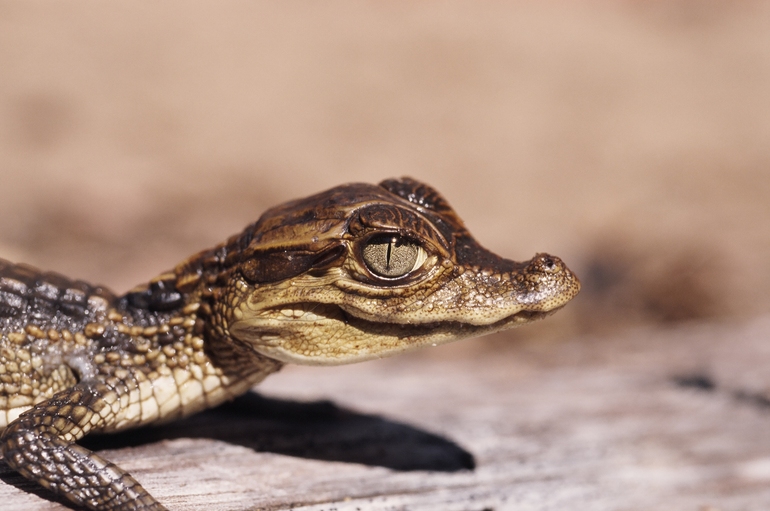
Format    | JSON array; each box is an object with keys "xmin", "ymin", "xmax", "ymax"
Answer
[
  {"xmin": 2, "ymin": 0, "xmax": 769, "ymax": 336},
  {"xmin": 2, "ymin": 2, "xmax": 770, "ymax": 510}
]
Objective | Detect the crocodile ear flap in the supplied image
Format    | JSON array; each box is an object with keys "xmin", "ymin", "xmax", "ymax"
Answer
[
  {"xmin": 379, "ymin": 177, "xmax": 468, "ymax": 235},
  {"xmin": 240, "ymin": 243, "xmax": 347, "ymax": 284}
]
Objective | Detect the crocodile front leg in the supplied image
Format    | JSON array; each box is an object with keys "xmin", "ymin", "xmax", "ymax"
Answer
[{"xmin": 1, "ymin": 380, "xmax": 166, "ymax": 511}]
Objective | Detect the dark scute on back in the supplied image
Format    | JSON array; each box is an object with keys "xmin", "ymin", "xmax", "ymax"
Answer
[
  {"xmin": 124, "ymin": 279, "xmax": 184, "ymax": 312},
  {"xmin": 59, "ymin": 287, "xmax": 90, "ymax": 317},
  {"xmin": 0, "ymin": 290, "xmax": 25, "ymax": 317},
  {"xmin": 0, "ymin": 260, "xmax": 112, "ymax": 319}
]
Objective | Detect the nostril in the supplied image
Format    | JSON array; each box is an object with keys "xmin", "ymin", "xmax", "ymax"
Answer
[{"xmin": 532, "ymin": 254, "xmax": 563, "ymax": 273}]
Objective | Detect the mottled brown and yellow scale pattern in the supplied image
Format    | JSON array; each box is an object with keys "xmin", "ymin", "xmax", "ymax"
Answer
[
  {"xmin": 0, "ymin": 267, "xmax": 279, "ymax": 426},
  {"xmin": 0, "ymin": 178, "xmax": 579, "ymax": 511}
]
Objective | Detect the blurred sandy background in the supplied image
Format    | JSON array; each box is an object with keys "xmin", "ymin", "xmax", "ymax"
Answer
[{"xmin": 1, "ymin": 1, "xmax": 769, "ymax": 341}]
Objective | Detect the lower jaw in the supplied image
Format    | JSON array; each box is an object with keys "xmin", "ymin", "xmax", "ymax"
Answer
[{"xmin": 337, "ymin": 303, "xmax": 559, "ymax": 335}]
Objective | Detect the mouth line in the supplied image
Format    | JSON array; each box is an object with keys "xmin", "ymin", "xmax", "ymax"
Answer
[{"xmin": 277, "ymin": 302, "xmax": 555, "ymax": 333}]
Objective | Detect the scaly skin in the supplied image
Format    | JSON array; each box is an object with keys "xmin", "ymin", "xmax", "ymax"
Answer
[{"xmin": 0, "ymin": 178, "xmax": 579, "ymax": 510}]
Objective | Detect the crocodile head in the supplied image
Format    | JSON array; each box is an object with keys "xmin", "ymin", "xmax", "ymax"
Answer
[{"xmin": 185, "ymin": 178, "xmax": 580, "ymax": 365}]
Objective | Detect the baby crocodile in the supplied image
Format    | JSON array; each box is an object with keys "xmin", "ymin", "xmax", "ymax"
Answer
[{"xmin": 0, "ymin": 178, "xmax": 579, "ymax": 510}]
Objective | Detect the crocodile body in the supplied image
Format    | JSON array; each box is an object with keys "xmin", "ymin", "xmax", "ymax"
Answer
[{"xmin": 0, "ymin": 178, "xmax": 579, "ymax": 510}]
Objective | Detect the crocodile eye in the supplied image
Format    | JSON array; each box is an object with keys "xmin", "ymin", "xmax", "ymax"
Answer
[{"xmin": 362, "ymin": 235, "xmax": 426, "ymax": 278}]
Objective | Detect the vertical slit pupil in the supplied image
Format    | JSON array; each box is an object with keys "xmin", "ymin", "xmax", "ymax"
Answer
[
  {"xmin": 362, "ymin": 234, "xmax": 421, "ymax": 278},
  {"xmin": 386, "ymin": 237, "xmax": 395, "ymax": 269}
]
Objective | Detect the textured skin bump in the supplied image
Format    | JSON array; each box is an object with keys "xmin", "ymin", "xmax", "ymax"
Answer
[{"xmin": 0, "ymin": 178, "xmax": 579, "ymax": 510}]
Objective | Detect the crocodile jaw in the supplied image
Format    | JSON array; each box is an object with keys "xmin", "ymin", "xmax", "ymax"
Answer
[{"xmin": 229, "ymin": 301, "xmax": 561, "ymax": 366}]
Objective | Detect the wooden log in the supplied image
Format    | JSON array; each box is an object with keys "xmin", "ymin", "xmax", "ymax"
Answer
[{"xmin": 3, "ymin": 316, "xmax": 770, "ymax": 510}]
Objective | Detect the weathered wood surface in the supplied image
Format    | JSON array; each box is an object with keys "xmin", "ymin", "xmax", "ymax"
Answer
[{"xmin": 3, "ymin": 316, "xmax": 770, "ymax": 510}]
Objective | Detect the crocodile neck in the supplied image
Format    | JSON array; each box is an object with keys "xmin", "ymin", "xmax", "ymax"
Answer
[{"xmin": 115, "ymin": 229, "xmax": 280, "ymax": 380}]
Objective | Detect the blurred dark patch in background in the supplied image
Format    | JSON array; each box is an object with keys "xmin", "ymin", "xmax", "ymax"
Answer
[{"xmin": 575, "ymin": 236, "xmax": 725, "ymax": 330}]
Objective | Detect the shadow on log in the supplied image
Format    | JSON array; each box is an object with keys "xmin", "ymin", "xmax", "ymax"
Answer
[{"xmin": 79, "ymin": 392, "xmax": 475, "ymax": 472}]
